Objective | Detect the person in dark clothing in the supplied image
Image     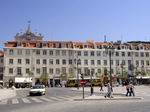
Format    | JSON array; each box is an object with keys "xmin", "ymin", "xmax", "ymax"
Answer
[
  {"xmin": 129, "ymin": 83, "xmax": 135, "ymax": 96},
  {"xmin": 100, "ymin": 82, "xmax": 103, "ymax": 91},
  {"xmin": 126, "ymin": 84, "xmax": 130, "ymax": 96}
]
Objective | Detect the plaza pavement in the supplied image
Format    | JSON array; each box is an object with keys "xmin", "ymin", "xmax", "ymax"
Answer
[
  {"xmin": 0, "ymin": 88, "xmax": 16, "ymax": 101},
  {"xmin": 72, "ymin": 85, "xmax": 150, "ymax": 100}
]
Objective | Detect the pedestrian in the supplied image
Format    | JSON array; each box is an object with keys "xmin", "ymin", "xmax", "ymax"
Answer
[
  {"xmin": 104, "ymin": 81, "xmax": 113, "ymax": 98},
  {"xmin": 129, "ymin": 83, "xmax": 135, "ymax": 96},
  {"xmin": 100, "ymin": 82, "xmax": 103, "ymax": 91},
  {"xmin": 126, "ymin": 84, "xmax": 130, "ymax": 96}
]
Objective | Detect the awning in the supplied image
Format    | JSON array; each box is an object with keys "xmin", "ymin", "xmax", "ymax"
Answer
[
  {"xmin": 15, "ymin": 77, "xmax": 32, "ymax": 83},
  {"xmin": 136, "ymin": 76, "xmax": 150, "ymax": 79}
]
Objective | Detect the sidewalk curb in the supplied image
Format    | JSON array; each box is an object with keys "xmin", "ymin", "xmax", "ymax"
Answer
[
  {"xmin": 74, "ymin": 97, "xmax": 143, "ymax": 101},
  {"xmin": 71, "ymin": 89, "xmax": 125, "ymax": 96}
]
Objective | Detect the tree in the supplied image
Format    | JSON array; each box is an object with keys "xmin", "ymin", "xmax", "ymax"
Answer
[
  {"xmin": 27, "ymin": 70, "xmax": 34, "ymax": 87},
  {"xmin": 40, "ymin": 73, "xmax": 49, "ymax": 86},
  {"xmin": 103, "ymin": 67, "xmax": 109, "ymax": 86}
]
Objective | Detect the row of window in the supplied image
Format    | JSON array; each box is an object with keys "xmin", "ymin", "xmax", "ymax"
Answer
[
  {"xmin": 8, "ymin": 49, "xmax": 150, "ymax": 57},
  {"xmin": 8, "ymin": 67, "xmax": 113, "ymax": 75},
  {"xmin": 8, "ymin": 58, "xmax": 150, "ymax": 66}
]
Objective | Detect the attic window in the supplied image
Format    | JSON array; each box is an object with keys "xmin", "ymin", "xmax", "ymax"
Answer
[{"xmin": 43, "ymin": 43, "xmax": 47, "ymax": 47}]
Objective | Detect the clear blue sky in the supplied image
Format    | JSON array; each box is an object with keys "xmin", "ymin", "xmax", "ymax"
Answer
[{"xmin": 1, "ymin": 0, "xmax": 150, "ymax": 49}]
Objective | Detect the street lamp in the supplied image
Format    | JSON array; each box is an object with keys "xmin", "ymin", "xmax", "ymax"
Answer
[
  {"xmin": 90, "ymin": 69, "xmax": 94, "ymax": 95},
  {"xmin": 74, "ymin": 58, "xmax": 80, "ymax": 89},
  {"xmin": 120, "ymin": 63, "xmax": 124, "ymax": 86},
  {"xmin": 105, "ymin": 45, "xmax": 115, "ymax": 89}
]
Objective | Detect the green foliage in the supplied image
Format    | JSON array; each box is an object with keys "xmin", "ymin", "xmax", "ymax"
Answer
[
  {"xmin": 104, "ymin": 67, "xmax": 108, "ymax": 76},
  {"xmin": 40, "ymin": 73, "xmax": 49, "ymax": 85}
]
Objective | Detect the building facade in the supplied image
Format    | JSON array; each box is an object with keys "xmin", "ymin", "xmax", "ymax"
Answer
[{"xmin": 3, "ymin": 25, "xmax": 150, "ymax": 87}]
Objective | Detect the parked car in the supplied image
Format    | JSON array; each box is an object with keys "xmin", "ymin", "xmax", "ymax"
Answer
[{"xmin": 29, "ymin": 85, "xmax": 46, "ymax": 96}]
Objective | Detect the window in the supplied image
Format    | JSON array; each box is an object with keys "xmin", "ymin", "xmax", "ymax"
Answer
[
  {"xmin": 91, "ymin": 60, "xmax": 95, "ymax": 65},
  {"xmin": 0, "ymin": 59, "xmax": 3, "ymax": 63},
  {"xmin": 36, "ymin": 68, "xmax": 40, "ymax": 74},
  {"xmin": 17, "ymin": 49, "xmax": 22, "ymax": 55},
  {"xmin": 141, "ymin": 60, "xmax": 144, "ymax": 66},
  {"xmin": 69, "ymin": 59, "xmax": 72, "ymax": 65},
  {"xmin": 111, "ymin": 60, "xmax": 113, "ymax": 65},
  {"xmin": 49, "ymin": 59, "xmax": 53, "ymax": 65},
  {"xmin": 26, "ymin": 59, "xmax": 30, "ymax": 64},
  {"xmin": 26, "ymin": 68, "xmax": 30, "ymax": 74},
  {"xmin": 56, "ymin": 68, "xmax": 60, "ymax": 74},
  {"xmin": 146, "ymin": 60, "xmax": 149, "ymax": 66},
  {"xmin": 49, "ymin": 68, "xmax": 53, "ymax": 74},
  {"xmin": 97, "ymin": 51, "xmax": 101, "ymax": 56},
  {"xmin": 42, "ymin": 67, "xmax": 47, "ymax": 74},
  {"xmin": 36, "ymin": 50, "xmax": 40, "ymax": 55},
  {"xmin": 56, "ymin": 59, "xmax": 60, "ymax": 65},
  {"xmin": 91, "ymin": 51, "xmax": 94, "ymax": 56},
  {"xmin": 17, "ymin": 67, "xmax": 22, "ymax": 75},
  {"xmin": 26, "ymin": 50, "xmax": 30, "ymax": 55},
  {"xmin": 122, "ymin": 52, "xmax": 125, "ymax": 57},
  {"xmin": 68, "ymin": 50, "xmax": 73, "ymax": 56},
  {"xmin": 135, "ymin": 52, "xmax": 139, "ymax": 57},
  {"xmin": 116, "ymin": 52, "xmax": 119, "ymax": 56},
  {"xmin": 62, "ymin": 50, "xmax": 66, "ymax": 56},
  {"xmin": 84, "ymin": 68, "xmax": 89, "ymax": 76},
  {"xmin": 43, "ymin": 50, "xmax": 47, "ymax": 55},
  {"xmin": 56, "ymin": 50, "xmax": 60, "ymax": 56},
  {"xmin": 122, "ymin": 60, "xmax": 126, "ymax": 65},
  {"xmin": 136, "ymin": 60, "xmax": 139, "ymax": 66},
  {"xmin": 43, "ymin": 59, "xmax": 47, "ymax": 65},
  {"xmin": 62, "ymin": 67, "xmax": 66, "ymax": 74},
  {"xmin": 140, "ymin": 52, "xmax": 144, "ymax": 57},
  {"xmin": 97, "ymin": 69, "xmax": 101, "ymax": 73},
  {"xmin": 84, "ymin": 60, "xmax": 88, "ymax": 65},
  {"xmin": 18, "ymin": 59, "xmax": 22, "ymax": 64},
  {"xmin": 77, "ymin": 51, "xmax": 81, "ymax": 56},
  {"xmin": 36, "ymin": 59, "xmax": 40, "ymax": 65},
  {"xmin": 128, "ymin": 60, "xmax": 132, "ymax": 65},
  {"xmin": 49, "ymin": 50, "xmax": 53, "ymax": 56},
  {"xmin": 77, "ymin": 68, "xmax": 81, "ymax": 74},
  {"xmin": 84, "ymin": 51, "xmax": 88, "ymax": 56},
  {"xmin": 104, "ymin": 60, "xmax": 107, "ymax": 66},
  {"xmin": 9, "ymin": 49, "xmax": 14, "ymax": 55},
  {"xmin": 9, "ymin": 68, "xmax": 13, "ymax": 74},
  {"xmin": 62, "ymin": 59, "xmax": 66, "ymax": 65},
  {"xmin": 116, "ymin": 60, "xmax": 119, "ymax": 66},
  {"xmin": 128, "ymin": 52, "xmax": 131, "ymax": 57},
  {"xmin": 9, "ymin": 59, "xmax": 13, "ymax": 64},
  {"xmin": 145, "ymin": 52, "xmax": 149, "ymax": 57},
  {"xmin": 69, "ymin": 68, "xmax": 73, "ymax": 74},
  {"xmin": 97, "ymin": 60, "xmax": 101, "ymax": 65}
]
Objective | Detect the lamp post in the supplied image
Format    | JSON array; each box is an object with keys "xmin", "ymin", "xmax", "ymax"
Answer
[
  {"xmin": 90, "ymin": 69, "xmax": 94, "ymax": 95},
  {"xmin": 121, "ymin": 63, "xmax": 124, "ymax": 86},
  {"xmin": 105, "ymin": 45, "xmax": 115, "ymax": 89},
  {"xmin": 75, "ymin": 58, "xmax": 80, "ymax": 90}
]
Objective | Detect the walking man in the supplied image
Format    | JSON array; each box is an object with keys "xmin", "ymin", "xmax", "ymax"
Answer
[
  {"xmin": 129, "ymin": 83, "xmax": 135, "ymax": 96},
  {"xmin": 104, "ymin": 81, "xmax": 113, "ymax": 98},
  {"xmin": 126, "ymin": 84, "xmax": 130, "ymax": 96}
]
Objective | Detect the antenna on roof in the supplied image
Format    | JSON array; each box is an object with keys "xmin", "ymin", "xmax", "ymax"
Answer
[
  {"xmin": 26, "ymin": 20, "xmax": 31, "ymax": 33},
  {"xmin": 104, "ymin": 35, "xmax": 107, "ymax": 43}
]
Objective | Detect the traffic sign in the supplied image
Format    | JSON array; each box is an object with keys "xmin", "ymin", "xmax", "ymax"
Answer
[{"xmin": 80, "ymin": 80, "xmax": 86, "ymax": 85}]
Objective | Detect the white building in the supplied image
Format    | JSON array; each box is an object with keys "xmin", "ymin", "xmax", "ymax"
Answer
[{"xmin": 3, "ymin": 25, "xmax": 150, "ymax": 87}]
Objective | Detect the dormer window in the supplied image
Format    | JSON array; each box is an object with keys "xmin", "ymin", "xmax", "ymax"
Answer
[
  {"xmin": 43, "ymin": 43, "xmax": 47, "ymax": 47},
  {"xmin": 36, "ymin": 43, "xmax": 41, "ymax": 48},
  {"xmin": 84, "ymin": 45, "xmax": 88, "ymax": 48},
  {"xmin": 17, "ymin": 42, "xmax": 22, "ymax": 47}
]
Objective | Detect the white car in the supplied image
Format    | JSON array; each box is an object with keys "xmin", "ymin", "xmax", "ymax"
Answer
[{"xmin": 29, "ymin": 85, "xmax": 46, "ymax": 96}]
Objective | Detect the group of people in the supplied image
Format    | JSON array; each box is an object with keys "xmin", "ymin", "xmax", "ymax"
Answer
[
  {"xmin": 126, "ymin": 83, "xmax": 135, "ymax": 96},
  {"xmin": 99, "ymin": 81, "xmax": 135, "ymax": 98}
]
